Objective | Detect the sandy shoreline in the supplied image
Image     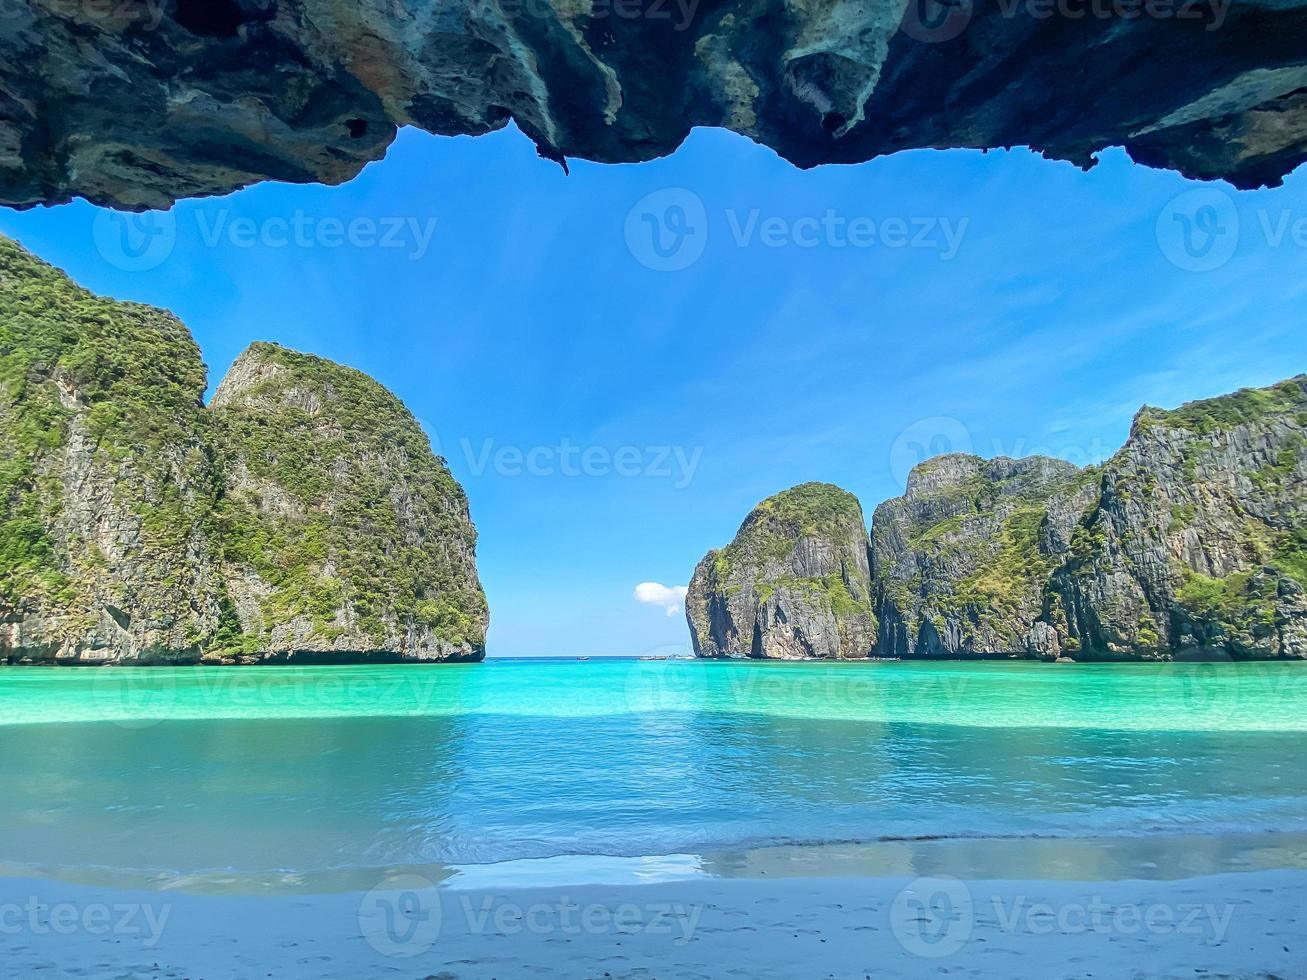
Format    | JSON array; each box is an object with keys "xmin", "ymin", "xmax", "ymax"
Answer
[{"xmin": 4, "ymin": 868, "xmax": 1304, "ymax": 979}]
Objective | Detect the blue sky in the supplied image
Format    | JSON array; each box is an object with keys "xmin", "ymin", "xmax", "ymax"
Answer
[{"xmin": 2, "ymin": 126, "xmax": 1305, "ymax": 657}]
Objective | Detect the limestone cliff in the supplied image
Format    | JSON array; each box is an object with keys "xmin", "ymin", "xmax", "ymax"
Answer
[
  {"xmin": 2, "ymin": 0, "xmax": 1305, "ymax": 209},
  {"xmin": 0, "ymin": 237, "xmax": 223, "ymax": 662},
  {"xmin": 872, "ymin": 454, "xmax": 1097, "ymax": 658},
  {"xmin": 0, "ymin": 238, "xmax": 487, "ymax": 664},
  {"xmin": 685, "ymin": 483, "xmax": 876, "ymax": 660},
  {"xmin": 689, "ymin": 377, "xmax": 1307, "ymax": 662},
  {"xmin": 209, "ymin": 343, "xmax": 487, "ymax": 663},
  {"xmin": 1046, "ymin": 377, "xmax": 1307, "ymax": 660}
]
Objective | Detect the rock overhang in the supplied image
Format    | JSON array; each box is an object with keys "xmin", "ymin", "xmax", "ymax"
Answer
[{"xmin": 2, "ymin": 0, "xmax": 1305, "ymax": 210}]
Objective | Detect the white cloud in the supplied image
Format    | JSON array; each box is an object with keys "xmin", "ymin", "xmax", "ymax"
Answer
[{"xmin": 633, "ymin": 582, "xmax": 689, "ymax": 617}]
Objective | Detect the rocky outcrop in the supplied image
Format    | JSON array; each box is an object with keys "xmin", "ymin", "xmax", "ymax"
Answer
[
  {"xmin": 0, "ymin": 237, "xmax": 487, "ymax": 664},
  {"xmin": 689, "ymin": 377, "xmax": 1307, "ymax": 662},
  {"xmin": 3, "ymin": 0, "xmax": 1306, "ymax": 208},
  {"xmin": 0, "ymin": 236, "xmax": 224, "ymax": 663},
  {"xmin": 685, "ymin": 483, "xmax": 876, "ymax": 659},
  {"xmin": 873, "ymin": 454, "xmax": 1098, "ymax": 658},
  {"xmin": 1046, "ymin": 377, "xmax": 1307, "ymax": 660},
  {"xmin": 209, "ymin": 343, "xmax": 487, "ymax": 663}
]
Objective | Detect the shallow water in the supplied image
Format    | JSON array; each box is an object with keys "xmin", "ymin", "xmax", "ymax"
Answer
[{"xmin": 2, "ymin": 659, "xmax": 1306, "ymax": 891}]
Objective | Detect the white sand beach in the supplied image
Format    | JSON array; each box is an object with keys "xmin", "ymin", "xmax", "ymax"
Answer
[{"xmin": 4, "ymin": 868, "xmax": 1304, "ymax": 979}]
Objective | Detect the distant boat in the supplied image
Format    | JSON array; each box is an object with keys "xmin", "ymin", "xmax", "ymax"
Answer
[
  {"xmin": 639, "ymin": 656, "xmax": 668, "ymax": 661},
  {"xmin": 577, "ymin": 656, "xmax": 591, "ymax": 661}
]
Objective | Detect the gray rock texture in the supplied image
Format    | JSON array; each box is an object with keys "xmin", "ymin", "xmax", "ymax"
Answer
[
  {"xmin": 209, "ymin": 342, "xmax": 488, "ymax": 664},
  {"xmin": 872, "ymin": 453, "xmax": 1097, "ymax": 658},
  {"xmin": 689, "ymin": 377, "xmax": 1307, "ymax": 662},
  {"xmin": 0, "ymin": 235, "xmax": 224, "ymax": 663},
  {"xmin": 685, "ymin": 483, "xmax": 876, "ymax": 659},
  {"xmin": 1047, "ymin": 376, "xmax": 1307, "ymax": 660},
  {"xmin": 2, "ymin": 0, "xmax": 1305, "ymax": 208},
  {"xmin": 0, "ymin": 236, "xmax": 487, "ymax": 664}
]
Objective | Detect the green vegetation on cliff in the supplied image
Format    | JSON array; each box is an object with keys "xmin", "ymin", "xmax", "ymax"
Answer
[
  {"xmin": 740, "ymin": 482, "xmax": 864, "ymax": 553},
  {"xmin": 687, "ymin": 482, "xmax": 877, "ymax": 659},
  {"xmin": 872, "ymin": 454, "xmax": 1092, "ymax": 656},
  {"xmin": 0, "ymin": 237, "xmax": 486, "ymax": 664},
  {"xmin": 1135, "ymin": 377, "xmax": 1307, "ymax": 436},
  {"xmin": 718, "ymin": 483, "xmax": 873, "ymax": 619},
  {"xmin": 211, "ymin": 343, "xmax": 487, "ymax": 657},
  {"xmin": 951, "ymin": 506, "xmax": 1056, "ymax": 618},
  {"xmin": 692, "ymin": 378, "xmax": 1307, "ymax": 662},
  {"xmin": 0, "ymin": 236, "xmax": 214, "ymax": 647}
]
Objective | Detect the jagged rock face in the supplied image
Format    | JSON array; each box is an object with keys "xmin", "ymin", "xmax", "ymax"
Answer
[
  {"xmin": 3, "ymin": 0, "xmax": 1306, "ymax": 208},
  {"xmin": 0, "ymin": 236, "xmax": 223, "ymax": 662},
  {"xmin": 872, "ymin": 454, "xmax": 1096, "ymax": 658},
  {"xmin": 1048, "ymin": 377, "xmax": 1307, "ymax": 661},
  {"xmin": 686, "ymin": 483, "xmax": 876, "ymax": 659},
  {"xmin": 209, "ymin": 342, "xmax": 488, "ymax": 663},
  {"xmin": 0, "ymin": 238, "xmax": 487, "ymax": 664},
  {"xmin": 693, "ymin": 377, "xmax": 1307, "ymax": 662}
]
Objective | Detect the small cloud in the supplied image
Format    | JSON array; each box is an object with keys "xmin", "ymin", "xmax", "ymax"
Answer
[{"xmin": 633, "ymin": 582, "xmax": 688, "ymax": 617}]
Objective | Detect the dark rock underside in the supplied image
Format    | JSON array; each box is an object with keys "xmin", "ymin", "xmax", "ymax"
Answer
[{"xmin": 3, "ymin": 0, "xmax": 1306, "ymax": 209}]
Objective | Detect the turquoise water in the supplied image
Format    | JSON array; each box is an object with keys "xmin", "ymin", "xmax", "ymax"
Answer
[{"xmin": 2, "ymin": 659, "xmax": 1307, "ymax": 889}]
